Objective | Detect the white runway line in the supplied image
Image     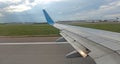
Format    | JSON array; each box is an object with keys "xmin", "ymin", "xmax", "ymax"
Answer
[{"xmin": 0, "ymin": 42, "xmax": 68, "ymax": 45}]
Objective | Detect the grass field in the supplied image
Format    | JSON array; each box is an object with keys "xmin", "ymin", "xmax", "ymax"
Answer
[
  {"xmin": 73, "ymin": 23, "xmax": 120, "ymax": 33},
  {"xmin": 0, "ymin": 24, "xmax": 59, "ymax": 37},
  {"xmin": 0, "ymin": 23, "xmax": 120, "ymax": 37}
]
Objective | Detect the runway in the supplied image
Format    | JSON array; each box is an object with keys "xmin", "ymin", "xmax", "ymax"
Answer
[
  {"xmin": 0, "ymin": 37, "xmax": 59, "ymax": 43},
  {"xmin": 0, "ymin": 42, "xmax": 95, "ymax": 64}
]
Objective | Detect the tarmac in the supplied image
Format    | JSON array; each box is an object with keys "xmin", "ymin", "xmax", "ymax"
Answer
[
  {"xmin": 0, "ymin": 37, "xmax": 96, "ymax": 64},
  {"xmin": 0, "ymin": 37, "xmax": 59, "ymax": 43},
  {"xmin": 0, "ymin": 42, "xmax": 95, "ymax": 64}
]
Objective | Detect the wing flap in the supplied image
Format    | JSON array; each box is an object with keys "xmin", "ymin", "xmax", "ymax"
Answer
[
  {"xmin": 60, "ymin": 30, "xmax": 114, "ymax": 59},
  {"xmin": 60, "ymin": 29, "xmax": 120, "ymax": 64},
  {"xmin": 66, "ymin": 50, "xmax": 82, "ymax": 58}
]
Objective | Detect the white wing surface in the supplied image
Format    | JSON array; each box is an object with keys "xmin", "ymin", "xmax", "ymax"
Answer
[{"xmin": 43, "ymin": 9, "xmax": 120, "ymax": 64}]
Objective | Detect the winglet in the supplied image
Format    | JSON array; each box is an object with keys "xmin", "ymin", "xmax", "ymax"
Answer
[{"xmin": 43, "ymin": 9, "xmax": 54, "ymax": 25}]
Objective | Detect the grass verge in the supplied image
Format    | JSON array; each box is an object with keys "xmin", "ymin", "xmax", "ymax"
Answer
[
  {"xmin": 0, "ymin": 24, "xmax": 59, "ymax": 37},
  {"xmin": 73, "ymin": 22, "xmax": 120, "ymax": 33}
]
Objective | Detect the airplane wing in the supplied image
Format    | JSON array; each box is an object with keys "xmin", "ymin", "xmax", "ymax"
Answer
[{"xmin": 43, "ymin": 9, "xmax": 120, "ymax": 64}]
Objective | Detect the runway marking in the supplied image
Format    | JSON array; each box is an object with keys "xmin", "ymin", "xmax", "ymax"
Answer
[{"xmin": 0, "ymin": 42, "xmax": 68, "ymax": 45}]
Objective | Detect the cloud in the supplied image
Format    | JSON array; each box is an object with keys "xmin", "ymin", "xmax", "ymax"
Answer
[
  {"xmin": 33, "ymin": 0, "xmax": 63, "ymax": 5},
  {"xmin": 4, "ymin": 4, "xmax": 32, "ymax": 12},
  {"xmin": 2, "ymin": 0, "xmax": 64, "ymax": 12},
  {"xmin": 72, "ymin": 0, "xmax": 120, "ymax": 20},
  {"xmin": 3, "ymin": 0, "xmax": 31, "ymax": 12},
  {"xmin": 0, "ymin": 0, "xmax": 21, "ymax": 3},
  {"xmin": 100, "ymin": 0, "xmax": 120, "ymax": 9},
  {"xmin": 3, "ymin": 0, "xmax": 33, "ymax": 12}
]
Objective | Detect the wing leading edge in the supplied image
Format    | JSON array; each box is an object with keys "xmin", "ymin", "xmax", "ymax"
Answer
[{"xmin": 43, "ymin": 9, "xmax": 120, "ymax": 64}]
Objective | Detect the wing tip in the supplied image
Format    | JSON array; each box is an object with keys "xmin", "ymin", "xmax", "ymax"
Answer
[{"xmin": 43, "ymin": 9, "xmax": 54, "ymax": 25}]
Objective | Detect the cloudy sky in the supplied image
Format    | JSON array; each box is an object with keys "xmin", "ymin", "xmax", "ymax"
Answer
[{"xmin": 0, "ymin": 0, "xmax": 120, "ymax": 23}]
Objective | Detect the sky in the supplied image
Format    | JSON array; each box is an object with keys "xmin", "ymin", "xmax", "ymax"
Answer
[{"xmin": 0, "ymin": 0, "xmax": 120, "ymax": 23}]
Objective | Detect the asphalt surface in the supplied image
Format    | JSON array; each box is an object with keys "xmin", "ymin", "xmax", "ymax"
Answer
[{"xmin": 0, "ymin": 42, "xmax": 95, "ymax": 64}]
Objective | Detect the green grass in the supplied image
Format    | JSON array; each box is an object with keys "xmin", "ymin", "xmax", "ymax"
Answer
[
  {"xmin": 0, "ymin": 23, "xmax": 120, "ymax": 37},
  {"xmin": 0, "ymin": 24, "xmax": 59, "ymax": 36},
  {"xmin": 73, "ymin": 23, "xmax": 120, "ymax": 33}
]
